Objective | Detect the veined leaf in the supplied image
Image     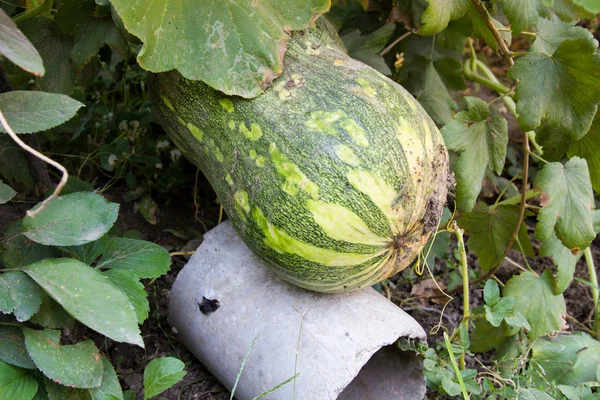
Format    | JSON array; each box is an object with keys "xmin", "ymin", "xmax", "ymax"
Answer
[
  {"xmin": 97, "ymin": 237, "xmax": 170, "ymax": 279},
  {"xmin": 104, "ymin": 269, "xmax": 149, "ymax": 324},
  {"xmin": 0, "ymin": 9, "xmax": 44, "ymax": 76},
  {"xmin": 29, "ymin": 292, "xmax": 75, "ymax": 330},
  {"xmin": 567, "ymin": 114, "xmax": 600, "ymax": 194},
  {"xmin": 0, "ymin": 360, "xmax": 38, "ymax": 400},
  {"xmin": 109, "ymin": 0, "xmax": 331, "ymax": 98},
  {"xmin": 531, "ymin": 18, "xmax": 593, "ymax": 54},
  {"xmin": 0, "ymin": 181, "xmax": 16, "ymax": 204},
  {"xmin": 60, "ymin": 235, "xmax": 109, "ymax": 265},
  {"xmin": 23, "ymin": 328, "xmax": 103, "ymax": 389},
  {"xmin": 143, "ymin": 357, "xmax": 186, "ymax": 399},
  {"xmin": 534, "ymin": 157, "xmax": 595, "ymax": 252},
  {"xmin": 442, "ymin": 97, "xmax": 508, "ymax": 212},
  {"xmin": 341, "ymin": 24, "xmax": 395, "ymax": 75},
  {"xmin": 419, "ymin": 0, "xmax": 470, "ymax": 35},
  {"xmin": 44, "ymin": 378, "xmax": 92, "ymax": 400},
  {"xmin": 90, "ymin": 357, "xmax": 124, "ymax": 400},
  {"xmin": 22, "ymin": 258, "xmax": 143, "ymax": 347},
  {"xmin": 508, "ymin": 38, "xmax": 600, "ymax": 139},
  {"xmin": 502, "ymin": 0, "xmax": 551, "ymax": 33},
  {"xmin": 539, "ymin": 232, "xmax": 582, "ymax": 294},
  {"xmin": 0, "ymin": 326, "xmax": 35, "ymax": 370},
  {"xmin": 0, "ymin": 271, "xmax": 42, "ymax": 322}
]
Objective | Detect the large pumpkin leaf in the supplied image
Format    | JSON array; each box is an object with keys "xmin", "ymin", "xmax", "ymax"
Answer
[
  {"xmin": 0, "ymin": 9, "xmax": 44, "ymax": 76},
  {"xmin": 109, "ymin": 0, "xmax": 331, "ymax": 98},
  {"xmin": 96, "ymin": 237, "xmax": 170, "ymax": 279},
  {"xmin": 502, "ymin": 0, "xmax": 550, "ymax": 33},
  {"xmin": 533, "ymin": 157, "xmax": 595, "ymax": 252},
  {"xmin": 0, "ymin": 91, "xmax": 84, "ymax": 134},
  {"xmin": 508, "ymin": 38, "xmax": 600, "ymax": 139},
  {"xmin": 503, "ymin": 270, "xmax": 566, "ymax": 340},
  {"xmin": 22, "ymin": 192, "xmax": 119, "ymax": 247},
  {"xmin": 22, "ymin": 258, "xmax": 143, "ymax": 347},
  {"xmin": 531, "ymin": 18, "xmax": 593, "ymax": 54},
  {"xmin": 23, "ymin": 328, "xmax": 103, "ymax": 389},
  {"xmin": 441, "ymin": 97, "xmax": 508, "ymax": 212},
  {"xmin": 0, "ymin": 360, "xmax": 38, "ymax": 400}
]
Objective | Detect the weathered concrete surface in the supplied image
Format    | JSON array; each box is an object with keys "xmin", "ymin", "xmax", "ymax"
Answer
[{"xmin": 169, "ymin": 221, "xmax": 427, "ymax": 400}]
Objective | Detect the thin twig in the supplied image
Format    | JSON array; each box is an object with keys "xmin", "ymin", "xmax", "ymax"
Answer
[
  {"xmin": 469, "ymin": 0, "xmax": 514, "ymax": 66},
  {"xmin": 0, "ymin": 110, "xmax": 68, "ymax": 217},
  {"xmin": 379, "ymin": 31, "xmax": 412, "ymax": 56}
]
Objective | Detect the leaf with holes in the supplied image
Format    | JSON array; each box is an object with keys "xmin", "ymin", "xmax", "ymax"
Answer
[
  {"xmin": 23, "ymin": 328, "xmax": 103, "ymax": 388},
  {"xmin": 0, "ymin": 91, "xmax": 84, "ymax": 134},
  {"xmin": 441, "ymin": 97, "xmax": 508, "ymax": 212},
  {"xmin": 0, "ymin": 9, "xmax": 44, "ymax": 76},
  {"xmin": 503, "ymin": 270, "xmax": 566, "ymax": 340},
  {"xmin": 143, "ymin": 357, "xmax": 186, "ymax": 399},
  {"xmin": 534, "ymin": 157, "xmax": 595, "ymax": 252},
  {"xmin": 22, "ymin": 258, "xmax": 143, "ymax": 347},
  {"xmin": 109, "ymin": 0, "xmax": 330, "ymax": 98},
  {"xmin": 22, "ymin": 192, "xmax": 118, "ymax": 247},
  {"xmin": 508, "ymin": 38, "xmax": 600, "ymax": 139}
]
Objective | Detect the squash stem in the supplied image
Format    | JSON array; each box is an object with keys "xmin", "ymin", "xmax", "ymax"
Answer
[{"xmin": 584, "ymin": 247, "xmax": 600, "ymax": 339}]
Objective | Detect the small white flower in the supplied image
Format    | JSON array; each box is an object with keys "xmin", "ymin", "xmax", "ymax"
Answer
[
  {"xmin": 106, "ymin": 112, "xmax": 113, "ymax": 119},
  {"xmin": 170, "ymin": 148, "xmax": 181, "ymax": 162},
  {"xmin": 94, "ymin": 122, "xmax": 101, "ymax": 128},
  {"xmin": 129, "ymin": 120, "xmax": 140, "ymax": 129},
  {"xmin": 118, "ymin": 120, "xmax": 128, "ymax": 130},
  {"xmin": 156, "ymin": 140, "xmax": 170, "ymax": 151},
  {"xmin": 108, "ymin": 154, "xmax": 118, "ymax": 167},
  {"xmin": 155, "ymin": 163, "xmax": 163, "ymax": 170}
]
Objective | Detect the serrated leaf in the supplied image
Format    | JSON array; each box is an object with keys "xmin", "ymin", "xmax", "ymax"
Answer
[
  {"xmin": 531, "ymin": 333, "xmax": 600, "ymax": 386},
  {"xmin": 110, "ymin": 0, "xmax": 330, "ymax": 98},
  {"xmin": 29, "ymin": 292, "xmax": 75, "ymax": 329},
  {"xmin": 341, "ymin": 24, "xmax": 394, "ymax": 75},
  {"xmin": 104, "ymin": 269, "xmax": 149, "ymax": 324},
  {"xmin": 552, "ymin": 0, "xmax": 595, "ymax": 20},
  {"xmin": 503, "ymin": 269, "xmax": 566, "ymax": 340},
  {"xmin": 405, "ymin": 55, "xmax": 458, "ymax": 125},
  {"xmin": 90, "ymin": 357, "xmax": 124, "ymax": 400},
  {"xmin": 471, "ymin": 10, "xmax": 512, "ymax": 51},
  {"xmin": 568, "ymin": 114, "xmax": 600, "ymax": 194},
  {"xmin": 517, "ymin": 388, "xmax": 556, "ymax": 400},
  {"xmin": 0, "ymin": 271, "xmax": 42, "ymax": 322},
  {"xmin": 557, "ymin": 385, "xmax": 592, "ymax": 400},
  {"xmin": 54, "ymin": 0, "xmax": 127, "ymax": 69},
  {"xmin": 0, "ymin": 326, "xmax": 35, "ymax": 369},
  {"xmin": 419, "ymin": 0, "xmax": 470, "ymax": 35},
  {"xmin": 535, "ymin": 123, "xmax": 572, "ymax": 161},
  {"xmin": 459, "ymin": 203, "xmax": 532, "ymax": 273},
  {"xmin": 442, "ymin": 97, "xmax": 508, "ymax": 211},
  {"xmin": 0, "ymin": 360, "xmax": 38, "ymax": 400},
  {"xmin": 23, "ymin": 328, "xmax": 103, "ymax": 388},
  {"xmin": 60, "ymin": 234, "xmax": 108, "ymax": 265},
  {"xmin": 0, "ymin": 91, "xmax": 84, "ymax": 134},
  {"xmin": 143, "ymin": 357, "xmax": 186, "ymax": 399},
  {"xmin": 22, "ymin": 258, "xmax": 143, "ymax": 347},
  {"xmin": 0, "ymin": 9, "xmax": 44, "ymax": 76},
  {"xmin": 504, "ymin": 311, "xmax": 531, "ymax": 330},
  {"xmin": 484, "ymin": 279, "xmax": 500, "ymax": 306},
  {"xmin": 22, "ymin": 192, "xmax": 119, "ymax": 247},
  {"xmin": 539, "ymin": 232, "xmax": 582, "ymax": 294},
  {"xmin": 534, "ymin": 157, "xmax": 595, "ymax": 251},
  {"xmin": 502, "ymin": 0, "xmax": 551, "ymax": 33},
  {"xmin": 532, "ymin": 18, "xmax": 594, "ymax": 54},
  {"xmin": 508, "ymin": 38, "xmax": 600, "ymax": 139},
  {"xmin": 0, "ymin": 181, "xmax": 16, "ymax": 204},
  {"xmin": 17, "ymin": 17, "xmax": 76, "ymax": 95},
  {"xmin": 2, "ymin": 221, "xmax": 60, "ymax": 269},
  {"xmin": 44, "ymin": 378, "xmax": 92, "ymax": 400},
  {"xmin": 97, "ymin": 237, "xmax": 170, "ymax": 279}
]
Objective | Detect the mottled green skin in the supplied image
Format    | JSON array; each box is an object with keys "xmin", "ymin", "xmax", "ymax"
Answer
[{"xmin": 149, "ymin": 19, "xmax": 449, "ymax": 293}]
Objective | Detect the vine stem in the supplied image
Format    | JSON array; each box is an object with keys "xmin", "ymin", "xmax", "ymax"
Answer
[
  {"xmin": 469, "ymin": 0, "xmax": 514, "ymax": 66},
  {"xmin": 0, "ymin": 110, "xmax": 68, "ymax": 217},
  {"xmin": 584, "ymin": 247, "xmax": 599, "ymax": 339},
  {"xmin": 12, "ymin": 0, "xmax": 53, "ymax": 23},
  {"xmin": 379, "ymin": 31, "xmax": 412, "ymax": 56},
  {"xmin": 452, "ymin": 221, "xmax": 469, "ymax": 370}
]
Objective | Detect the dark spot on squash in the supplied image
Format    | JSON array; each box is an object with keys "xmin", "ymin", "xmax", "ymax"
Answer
[{"xmin": 199, "ymin": 297, "xmax": 220, "ymax": 314}]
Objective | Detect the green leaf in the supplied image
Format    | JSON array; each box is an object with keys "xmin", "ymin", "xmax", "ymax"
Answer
[
  {"xmin": 441, "ymin": 377, "xmax": 462, "ymax": 396},
  {"xmin": 44, "ymin": 378, "xmax": 91, "ymax": 400},
  {"xmin": 90, "ymin": 357, "xmax": 124, "ymax": 400},
  {"xmin": 508, "ymin": 38, "xmax": 600, "ymax": 139},
  {"xmin": 503, "ymin": 269, "xmax": 566, "ymax": 340},
  {"xmin": 60, "ymin": 235, "xmax": 108, "ymax": 265},
  {"xmin": 557, "ymin": 384, "xmax": 592, "ymax": 400},
  {"xmin": 531, "ymin": 332, "xmax": 600, "ymax": 386},
  {"xmin": 0, "ymin": 271, "xmax": 42, "ymax": 322},
  {"xmin": 17, "ymin": 17, "xmax": 76, "ymax": 95},
  {"xmin": 110, "ymin": 0, "xmax": 330, "ymax": 98},
  {"xmin": 0, "ymin": 181, "xmax": 16, "ymax": 204},
  {"xmin": 1, "ymin": 221, "xmax": 60, "ymax": 269},
  {"xmin": 138, "ymin": 196, "xmax": 158, "ymax": 225},
  {"xmin": 502, "ymin": 0, "xmax": 551, "ymax": 33},
  {"xmin": 539, "ymin": 232, "xmax": 582, "ymax": 294},
  {"xmin": 22, "ymin": 192, "xmax": 119, "ymax": 247},
  {"xmin": 0, "ymin": 360, "xmax": 38, "ymax": 400},
  {"xmin": 568, "ymin": 114, "xmax": 600, "ymax": 194},
  {"xmin": 531, "ymin": 18, "xmax": 594, "ymax": 54},
  {"xmin": 419, "ymin": 0, "xmax": 470, "ymax": 35},
  {"xmin": 29, "ymin": 292, "xmax": 75, "ymax": 329},
  {"xmin": 485, "ymin": 297, "xmax": 516, "ymax": 327},
  {"xmin": 517, "ymin": 388, "xmax": 556, "ymax": 400},
  {"xmin": 23, "ymin": 328, "xmax": 103, "ymax": 389},
  {"xmin": 0, "ymin": 91, "xmax": 84, "ymax": 134},
  {"xmin": 0, "ymin": 135, "xmax": 34, "ymax": 188},
  {"xmin": 572, "ymin": 0, "xmax": 600, "ymax": 12},
  {"xmin": 97, "ymin": 238, "xmax": 171, "ymax": 279},
  {"xmin": 22, "ymin": 258, "xmax": 143, "ymax": 347},
  {"xmin": 54, "ymin": 0, "xmax": 127, "ymax": 69},
  {"xmin": 534, "ymin": 157, "xmax": 595, "ymax": 252},
  {"xmin": 470, "ymin": 10, "xmax": 512, "ymax": 52},
  {"xmin": 483, "ymin": 279, "xmax": 500, "ymax": 306},
  {"xmin": 535, "ymin": 123, "xmax": 571, "ymax": 161},
  {"xmin": 0, "ymin": 9, "xmax": 44, "ymax": 76},
  {"xmin": 552, "ymin": 0, "xmax": 595, "ymax": 20},
  {"xmin": 0, "ymin": 327, "xmax": 35, "ymax": 369},
  {"xmin": 441, "ymin": 97, "xmax": 508, "ymax": 211},
  {"xmin": 143, "ymin": 357, "xmax": 186, "ymax": 399},
  {"xmin": 104, "ymin": 269, "xmax": 149, "ymax": 324},
  {"xmin": 405, "ymin": 55, "xmax": 459, "ymax": 125},
  {"xmin": 341, "ymin": 24, "xmax": 395, "ymax": 75},
  {"xmin": 504, "ymin": 311, "xmax": 531, "ymax": 330},
  {"xmin": 459, "ymin": 203, "xmax": 532, "ymax": 273}
]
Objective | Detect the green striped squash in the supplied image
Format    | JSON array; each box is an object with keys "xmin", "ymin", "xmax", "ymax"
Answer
[{"xmin": 149, "ymin": 18, "xmax": 449, "ymax": 293}]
